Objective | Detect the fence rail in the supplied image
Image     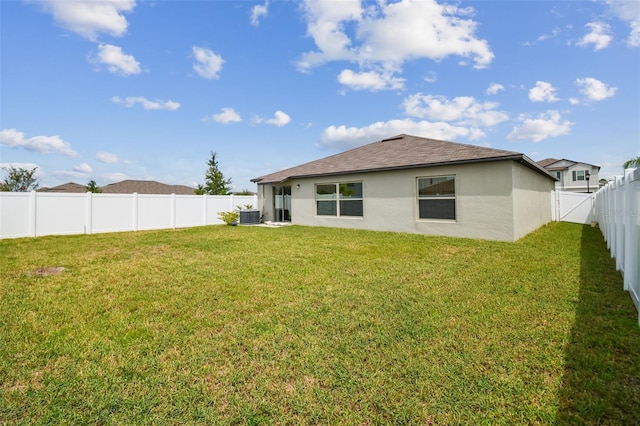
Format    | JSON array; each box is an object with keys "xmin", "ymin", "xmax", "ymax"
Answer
[
  {"xmin": 594, "ymin": 168, "xmax": 640, "ymax": 325},
  {"xmin": 0, "ymin": 191, "xmax": 257, "ymax": 239}
]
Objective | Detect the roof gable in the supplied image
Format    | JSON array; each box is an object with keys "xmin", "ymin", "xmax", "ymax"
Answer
[
  {"xmin": 101, "ymin": 180, "xmax": 196, "ymax": 194},
  {"xmin": 538, "ymin": 158, "xmax": 600, "ymax": 171},
  {"xmin": 253, "ymin": 134, "xmax": 551, "ymax": 183},
  {"xmin": 39, "ymin": 182, "xmax": 88, "ymax": 193}
]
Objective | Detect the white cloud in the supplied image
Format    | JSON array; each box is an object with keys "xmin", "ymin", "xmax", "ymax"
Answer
[
  {"xmin": 402, "ymin": 94, "xmax": 508, "ymax": 127},
  {"xmin": 297, "ymin": 0, "xmax": 494, "ymax": 80},
  {"xmin": 96, "ymin": 151, "xmax": 122, "ymax": 164},
  {"xmin": 92, "ymin": 44, "xmax": 141, "ymax": 76},
  {"xmin": 577, "ymin": 22, "xmax": 612, "ymax": 51},
  {"xmin": 507, "ymin": 110, "xmax": 573, "ymax": 142},
  {"xmin": 576, "ymin": 77, "xmax": 617, "ymax": 101},
  {"xmin": 337, "ymin": 69, "xmax": 405, "ymax": 91},
  {"xmin": 30, "ymin": 0, "xmax": 136, "ymax": 41},
  {"xmin": 213, "ymin": 107, "xmax": 242, "ymax": 124},
  {"xmin": 53, "ymin": 163, "xmax": 97, "ymax": 182},
  {"xmin": 0, "ymin": 128, "xmax": 77, "ymax": 157},
  {"xmin": 537, "ymin": 27, "xmax": 561, "ymax": 42},
  {"xmin": 296, "ymin": 0, "xmax": 362, "ymax": 70},
  {"xmin": 486, "ymin": 83, "xmax": 504, "ymax": 95},
  {"xmin": 423, "ymin": 71, "xmax": 437, "ymax": 83},
  {"xmin": 192, "ymin": 46, "xmax": 224, "ymax": 79},
  {"xmin": 606, "ymin": 0, "xmax": 640, "ymax": 47},
  {"xmin": 257, "ymin": 110, "xmax": 291, "ymax": 127},
  {"xmin": 320, "ymin": 118, "xmax": 485, "ymax": 150},
  {"xmin": 358, "ymin": 0, "xmax": 494, "ymax": 69},
  {"xmin": 103, "ymin": 172, "xmax": 130, "ymax": 182},
  {"xmin": 112, "ymin": 96, "xmax": 180, "ymax": 110},
  {"xmin": 250, "ymin": 1, "xmax": 268, "ymax": 26},
  {"xmin": 528, "ymin": 81, "xmax": 559, "ymax": 102},
  {"xmin": 73, "ymin": 163, "xmax": 93, "ymax": 174}
]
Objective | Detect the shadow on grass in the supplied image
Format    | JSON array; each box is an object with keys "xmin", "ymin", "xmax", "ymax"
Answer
[{"xmin": 556, "ymin": 225, "xmax": 640, "ymax": 424}]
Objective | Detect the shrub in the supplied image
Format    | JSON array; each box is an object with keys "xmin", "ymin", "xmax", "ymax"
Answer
[{"xmin": 218, "ymin": 211, "xmax": 239, "ymax": 225}]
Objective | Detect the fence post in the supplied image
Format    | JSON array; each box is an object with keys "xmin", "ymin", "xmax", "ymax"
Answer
[
  {"xmin": 615, "ymin": 176, "xmax": 625, "ymax": 272},
  {"xmin": 85, "ymin": 192, "xmax": 93, "ymax": 235},
  {"xmin": 29, "ymin": 190, "xmax": 37, "ymax": 237},
  {"xmin": 623, "ymin": 169, "xmax": 635, "ymax": 292},
  {"xmin": 132, "ymin": 193, "xmax": 138, "ymax": 232},
  {"xmin": 203, "ymin": 194, "xmax": 208, "ymax": 225},
  {"xmin": 171, "ymin": 193, "xmax": 176, "ymax": 229}
]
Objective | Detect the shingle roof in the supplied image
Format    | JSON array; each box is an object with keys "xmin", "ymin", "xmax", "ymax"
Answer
[
  {"xmin": 101, "ymin": 180, "xmax": 196, "ymax": 194},
  {"xmin": 537, "ymin": 158, "xmax": 560, "ymax": 168},
  {"xmin": 252, "ymin": 134, "xmax": 553, "ymax": 184},
  {"xmin": 39, "ymin": 182, "xmax": 88, "ymax": 193},
  {"xmin": 537, "ymin": 158, "xmax": 600, "ymax": 171}
]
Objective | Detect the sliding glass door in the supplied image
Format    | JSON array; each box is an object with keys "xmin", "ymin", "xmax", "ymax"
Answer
[{"xmin": 273, "ymin": 186, "xmax": 291, "ymax": 222}]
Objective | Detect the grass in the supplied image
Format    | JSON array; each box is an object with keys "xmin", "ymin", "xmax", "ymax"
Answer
[{"xmin": 1, "ymin": 222, "xmax": 638, "ymax": 424}]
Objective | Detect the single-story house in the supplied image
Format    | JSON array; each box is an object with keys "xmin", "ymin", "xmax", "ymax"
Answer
[
  {"xmin": 537, "ymin": 158, "xmax": 600, "ymax": 193},
  {"xmin": 251, "ymin": 134, "xmax": 557, "ymax": 242}
]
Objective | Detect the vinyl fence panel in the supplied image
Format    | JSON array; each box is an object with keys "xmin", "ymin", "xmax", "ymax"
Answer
[
  {"xmin": 0, "ymin": 192, "xmax": 258, "ymax": 239},
  {"xmin": 137, "ymin": 194, "xmax": 174, "ymax": 231},
  {"xmin": 36, "ymin": 193, "xmax": 88, "ymax": 236},
  {"xmin": 594, "ymin": 168, "xmax": 639, "ymax": 325},
  {"xmin": 91, "ymin": 194, "xmax": 136, "ymax": 234},
  {"xmin": 175, "ymin": 195, "xmax": 206, "ymax": 228}
]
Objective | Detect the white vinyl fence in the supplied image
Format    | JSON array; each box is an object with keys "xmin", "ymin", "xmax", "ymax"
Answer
[
  {"xmin": 552, "ymin": 190, "xmax": 596, "ymax": 224},
  {"xmin": 594, "ymin": 168, "xmax": 639, "ymax": 325},
  {"xmin": 0, "ymin": 191, "xmax": 257, "ymax": 239}
]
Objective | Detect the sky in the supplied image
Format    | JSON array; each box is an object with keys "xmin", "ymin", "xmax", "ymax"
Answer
[{"xmin": 1, "ymin": 0, "xmax": 639, "ymax": 192}]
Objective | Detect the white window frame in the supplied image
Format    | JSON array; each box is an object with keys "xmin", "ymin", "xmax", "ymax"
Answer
[
  {"xmin": 315, "ymin": 182, "xmax": 363, "ymax": 217},
  {"xmin": 572, "ymin": 170, "xmax": 586, "ymax": 181},
  {"xmin": 417, "ymin": 175, "xmax": 456, "ymax": 221}
]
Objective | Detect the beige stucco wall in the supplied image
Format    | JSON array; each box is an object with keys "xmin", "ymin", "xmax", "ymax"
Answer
[
  {"xmin": 257, "ymin": 160, "xmax": 553, "ymax": 242},
  {"xmin": 511, "ymin": 162, "xmax": 555, "ymax": 240}
]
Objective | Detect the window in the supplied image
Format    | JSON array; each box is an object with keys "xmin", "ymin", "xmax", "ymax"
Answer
[
  {"xmin": 417, "ymin": 176, "xmax": 456, "ymax": 220},
  {"xmin": 554, "ymin": 171, "xmax": 561, "ymax": 180},
  {"xmin": 572, "ymin": 170, "xmax": 586, "ymax": 181},
  {"xmin": 316, "ymin": 182, "xmax": 363, "ymax": 217}
]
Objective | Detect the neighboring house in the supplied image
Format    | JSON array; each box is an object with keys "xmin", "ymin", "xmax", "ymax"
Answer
[
  {"xmin": 39, "ymin": 180, "xmax": 196, "ymax": 194},
  {"xmin": 39, "ymin": 182, "xmax": 88, "ymax": 192},
  {"xmin": 537, "ymin": 158, "xmax": 600, "ymax": 193},
  {"xmin": 252, "ymin": 134, "xmax": 556, "ymax": 242},
  {"xmin": 101, "ymin": 180, "xmax": 195, "ymax": 194}
]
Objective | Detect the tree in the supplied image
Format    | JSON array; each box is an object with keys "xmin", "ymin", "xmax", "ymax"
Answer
[
  {"xmin": 623, "ymin": 156, "xmax": 640, "ymax": 170},
  {"xmin": 235, "ymin": 189, "xmax": 254, "ymax": 195},
  {"xmin": 86, "ymin": 180, "xmax": 102, "ymax": 193},
  {"xmin": 195, "ymin": 151, "xmax": 232, "ymax": 195},
  {"xmin": 0, "ymin": 166, "xmax": 39, "ymax": 192}
]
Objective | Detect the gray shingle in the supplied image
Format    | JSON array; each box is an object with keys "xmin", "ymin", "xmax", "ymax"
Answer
[
  {"xmin": 253, "ymin": 134, "xmax": 548, "ymax": 183},
  {"xmin": 101, "ymin": 180, "xmax": 196, "ymax": 194}
]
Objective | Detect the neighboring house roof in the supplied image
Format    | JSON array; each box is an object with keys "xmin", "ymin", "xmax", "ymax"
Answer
[
  {"xmin": 537, "ymin": 158, "xmax": 561, "ymax": 168},
  {"xmin": 101, "ymin": 180, "xmax": 196, "ymax": 194},
  {"xmin": 538, "ymin": 158, "xmax": 600, "ymax": 171},
  {"xmin": 252, "ymin": 134, "xmax": 555, "ymax": 184},
  {"xmin": 39, "ymin": 180, "xmax": 196, "ymax": 194},
  {"xmin": 39, "ymin": 182, "xmax": 88, "ymax": 192}
]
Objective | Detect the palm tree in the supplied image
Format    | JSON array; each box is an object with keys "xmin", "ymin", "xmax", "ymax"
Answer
[{"xmin": 623, "ymin": 156, "xmax": 640, "ymax": 169}]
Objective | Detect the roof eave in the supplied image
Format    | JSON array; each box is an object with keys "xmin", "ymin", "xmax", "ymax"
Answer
[{"xmin": 254, "ymin": 154, "xmax": 558, "ymax": 184}]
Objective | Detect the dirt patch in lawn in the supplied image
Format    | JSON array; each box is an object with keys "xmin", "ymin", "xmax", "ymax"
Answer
[{"xmin": 28, "ymin": 267, "xmax": 65, "ymax": 277}]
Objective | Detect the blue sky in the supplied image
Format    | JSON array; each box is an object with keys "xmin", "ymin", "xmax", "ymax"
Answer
[{"xmin": 1, "ymin": 0, "xmax": 639, "ymax": 191}]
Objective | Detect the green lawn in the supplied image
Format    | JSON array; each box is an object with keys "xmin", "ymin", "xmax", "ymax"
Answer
[{"xmin": 1, "ymin": 222, "xmax": 638, "ymax": 424}]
